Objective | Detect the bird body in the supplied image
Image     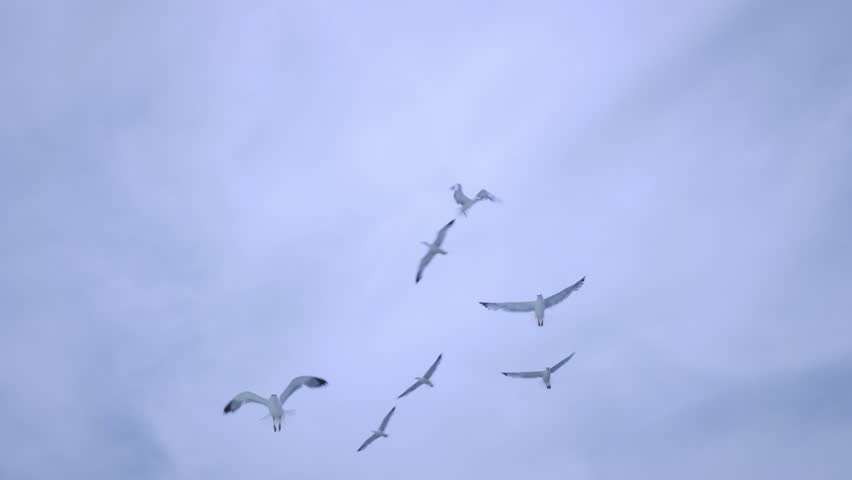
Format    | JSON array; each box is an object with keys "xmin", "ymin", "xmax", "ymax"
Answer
[
  {"xmin": 542, "ymin": 368, "xmax": 551, "ymax": 389},
  {"xmin": 223, "ymin": 376, "xmax": 328, "ymax": 432},
  {"xmin": 416, "ymin": 221, "xmax": 454, "ymax": 283},
  {"xmin": 450, "ymin": 184, "xmax": 499, "ymax": 216},
  {"xmin": 398, "ymin": 354, "xmax": 442, "ymax": 398},
  {"xmin": 502, "ymin": 353, "xmax": 575, "ymax": 389},
  {"xmin": 534, "ymin": 294, "xmax": 545, "ymax": 326},
  {"xmin": 480, "ymin": 277, "xmax": 585, "ymax": 327},
  {"xmin": 357, "ymin": 406, "xmax": 396, "ymax": 452}
]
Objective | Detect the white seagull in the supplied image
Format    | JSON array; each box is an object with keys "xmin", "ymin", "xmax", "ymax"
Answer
[
  {"xmin": 398, "ymin": 353, "xmax": 442, "ymax": 399},
  {"xmin": 357, "ymin": 406, "xmax": 396, "ymax": 452},
  {"xmin": 416, "ymin": 219, "xmax": 455, "ymax": 283},
  {"xmin": 479, "ymin": 276, "xmax": 585, "ymax": 327},
  {"xmin": 450, "ymin": 183, "xmax": 499, "ymax": 216},
  {"xmin": 502, "ymin": 352, "xmax": 575, "ymax": 389},
  {"xmin": 223, "ymin": 376, "xmax": 328, "ymax": 432}
]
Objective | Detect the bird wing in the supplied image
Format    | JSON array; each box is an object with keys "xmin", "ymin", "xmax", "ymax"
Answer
[
  {"xmin": 550, "ymin": 352, "xmax": 576, "ymax": 373},
  {"xmin": 223, "ymin": 391, "xmax": 271, "ymax": 414},
  {"xmin": 502, "ymin": 371, "xmax": 544, "ymax": 379},
  {"xmin": 279, "ymin": 376, "xmax": 328, "ymax": 406},
  {"xmin": 423, "ymin": 353, "xmax": 442, "ymax": 379},
  {"xmin": 415, "ymin": 250, "xmax": 436, "ymax": 283},
  {"xmin": 544, "ymin": 277, "xmax": 585, "ymax": 308},
  {"xmin": 475, "ymin": 189, "xmax": 499, "ymax": 202},
  {"xmin": 479, "ymin": 301, "xmax": 535, "ymax": 312},
  {"xmin": 357, "ymin": 433, "xmax": 382, "ymax": 452},
  {"xmin": 397, "ymin": 381, "xmax": 422, "ymax": 399},
  {"xmin": 378, "ymin": 406, "xmax": 396, "ymax": 431},
  {"xmin": 453, "ymin": 185, "xmax": 471, "ymax": 206},
  {"xmin": 433, "ymin": 219, "xmax": 455, "ymax": 246}
]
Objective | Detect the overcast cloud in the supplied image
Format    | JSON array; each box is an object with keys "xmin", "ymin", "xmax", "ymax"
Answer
[{"xmin": 2, "ymin": 1, "xmax": 851, "ymax": 479}]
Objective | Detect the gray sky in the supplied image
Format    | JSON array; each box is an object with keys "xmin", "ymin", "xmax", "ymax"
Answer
[{"xmin": 2, "ymin": 1, "xmax": 851, "ymax": 479}]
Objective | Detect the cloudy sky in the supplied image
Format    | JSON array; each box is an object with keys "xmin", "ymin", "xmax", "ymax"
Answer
[{"xmin": 2, "ymin": 1, "xmax": 851, "ymax": 478}]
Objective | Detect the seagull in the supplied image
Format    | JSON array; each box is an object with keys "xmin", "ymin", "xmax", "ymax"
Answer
[
  {"xmin": 450, "ymin": 183, "xmax": 499, "ymax": 216},
  {"xmin": 479, "ymin": 276, "xmax": 585, "ymax": 327},
  {"xmin": 357, "ymin": 406, "xmax": 396, "ymax": 452},
  {"xmin": 223, "ymin": 376, "xmax": 328, "ymax": 432},
  {"xmin": 416, "ymin": 219, "xmax": 455, "ymax": 283},
  {"xmin": 502, "ymin": 352, "xmax": 575, "ymax": 389},
  {"xmin": 398, "ymin": 353, "xmax": 442, "ymax": 399}
]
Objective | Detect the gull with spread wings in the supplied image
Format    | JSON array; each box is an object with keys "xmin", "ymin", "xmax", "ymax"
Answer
[
  {"xmin": 502, "ymin": 353, "xmax": 575, "ymax": 389},
  {"xmin": 479, "ymin": 276, "xmax": 585, "ymax": 327},
  {"xmin": 397, "ymin": 353, "xmax": 442, "ymax": 399},
  {"xmin": 223, "ymin": 376, "xmax": 328, "ymax": 431},
  {"xmin": 450, "ymin": 183, "xmax": 499, "ymax": 217},
  {"xmin": 416, "ymin": 220, "xmax": 455, "ymax": 283},
  {"xmin": 357, "ymin": 406, "xmax": 396, "ymax": 452}
]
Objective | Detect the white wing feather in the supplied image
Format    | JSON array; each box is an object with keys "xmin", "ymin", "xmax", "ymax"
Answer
[
  {"xmin": 424, "ymin": 353, "xmax": 442, "ymax": 378},
  {"xmin": 279, "ymin": 376, "xmax": 328, "ymax": 406},
  {"xmin": 416, "ymin": 251, "xmax": 436, "ymax": 283},
  {"xmin": 433, "ymin": 219, "xmax": 454, "ymax": 246},
  {"xmin": 357, "ymin": 433, "xmax": 381, "ymax": 452},
  {"xmin": 223, "ymin": 391, "xmax": 271, "ymax": 413},
  {"xmin": 378, "ymin": 406, "xmax": 396, "ymax": 431},
  {"xmin": 544, "ymin": 277, "xmax": 585, "ymax": 308},
  {"xmin": 475, "ymin": 189, "xmax": 499, "ymax": 202},
  {"xmin": 397, "ymin": 381, "xmax": 422, "ymax": 399},
  {"xmin": 502, "ymin": 371, "xmax": 544, "ymax": 379},
  {"xmin": 479, "ymin": 301, "xmax": 535, "ymax": 312},
  {"xmin": 550, "ymin": 353, "xmax": 575, "ymax": 373}
]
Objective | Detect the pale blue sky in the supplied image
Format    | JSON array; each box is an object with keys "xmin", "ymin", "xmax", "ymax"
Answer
[{"xmin": 2, "ymin": 1, "xmax": 851, "ymax": 479}]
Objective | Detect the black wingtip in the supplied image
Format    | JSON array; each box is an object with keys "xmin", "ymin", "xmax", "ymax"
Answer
[
  {"xmin": 223, "ymin": 402, "xmax": 234, "ymax": 414},
  {"xmin": 479, "ymin": 302, "xmax": 489, "ymax": 308},
  {"xmin": 314, "ymin": 377, "xmax": 328, "ymax": 386},
  {"xmin": 501, "ymin": 372, "xmax": 509, "ymax": 376}
]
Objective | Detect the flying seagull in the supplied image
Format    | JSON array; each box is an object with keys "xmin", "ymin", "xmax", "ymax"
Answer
[
  {"xmin": 398, "ymin": 353, "xmax": 442, "ymax": 399},
  {"xmin": 502, "ymin": 352, "xmax": 575, "ymax": 389},
  {"xmin": 450, "ymin": 183, "xmax": 499, "ymax": 216},
  {"xmin": 479, "ymin": 276, "xmax": 585, "ymax": 327},
  {"xmin": 357, "ymin": 406, "xmax": 396, "ymax": 452},
  {"xmin": 223, "ymin": 376, "xmax": 328, "ymax": 432},
  {"xmin": 416, "ymin": 219, "xmax": 455, "ymax": 283}
]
